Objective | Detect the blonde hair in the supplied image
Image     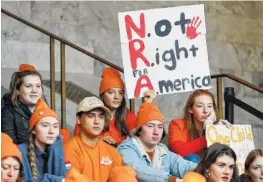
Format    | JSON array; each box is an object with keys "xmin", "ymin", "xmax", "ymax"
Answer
[
  {"xmin": 28, "ymin": 133, "xmax": 38, "ymax": 180},
  {"xmin": 183, "ymin": 89, "xmax": 218, "ymax": 140},
  {"xmin": 9, "ymin": 70, "xmax": 43, "ymax": 105}
]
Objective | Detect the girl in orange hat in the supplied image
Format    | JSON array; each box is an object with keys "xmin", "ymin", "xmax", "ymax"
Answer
[
  {"xmin": 18, "ymin": 98, "xmax": 67, "ymax": 182},
  {"xmin": 195, "ymin": 143, "xmax": 239, "ymax": 182},
  {"xmin": 2, "ymin": 64, "xmax": 44, "ymax": 145},
  {"xmin": 74, "ymin": 67, "xmax": 137, "ymax": 146},
  {"xmin": 117, "ymin": 94, "xmax": 197, "ymax": 182},
  {"xmin": 1, "ymin": 133, "xmax": 23, "ymax": 182},
  {"xmin": 168, "ymin": 89, "xmax": 231, "ymax": 163}
]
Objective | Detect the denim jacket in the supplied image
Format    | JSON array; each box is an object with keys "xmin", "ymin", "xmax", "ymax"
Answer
[
  {"xmin": 19, "ymin": 135, "xmax": 67, "ymax": 182},
  {"xmin": 117, "ymin": 137, "xmax": 197, "ymax": 182}
]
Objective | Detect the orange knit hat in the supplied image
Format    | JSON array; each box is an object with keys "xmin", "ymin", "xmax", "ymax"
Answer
[
  {"xmin": 1, "ymin": 133, "xmax": 22, "ymax": 161},
  {"xmin": 29, "ymin": 98, "xmax": 59, "ymax": 129},
  {"xmin": 183, "ymin": 172, "xmax": 206, "ymax": 182},
  {"xmin": 99, "ymin": 67, "xmax": 124, "ymax": 95},
  {"xmin": 19, "ymin": 64, "xmax": 37, "ymax": 72},
  {"xmin": 109, "ymin": 166, "xmax": 137, "ymax": 182},
  {"xmin": 136, "ymin": 103, "xmax": 164, "ymax": 130}
]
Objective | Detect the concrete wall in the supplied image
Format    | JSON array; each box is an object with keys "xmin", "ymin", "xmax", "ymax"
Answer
[{"xmin": 1, "ymin": 1, "xmax": 263, "ymax": 147}]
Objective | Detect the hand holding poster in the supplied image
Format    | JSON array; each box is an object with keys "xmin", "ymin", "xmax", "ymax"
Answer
[
  {"xmin": 206, "ymin": 124, "xmax": 255, "ymax": 174},
  {"xmin": 118, "ymin": 4, "xmax": 211, "ymax": 99}
]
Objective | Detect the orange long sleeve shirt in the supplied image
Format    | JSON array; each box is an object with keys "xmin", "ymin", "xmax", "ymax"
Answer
[
  {"xmin": 168, "ymin": 119, "xmax": 207, "ymax": 157},
  {"xmin": 64, "ymin": 136, "xmax": 122, "ymax": 182}
]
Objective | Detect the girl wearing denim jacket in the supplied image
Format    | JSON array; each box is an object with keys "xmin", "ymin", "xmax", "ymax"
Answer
[
  {"xmin": 18, "ymin": 98, "xmax": 67, "ymax": 182},
  {"xmin": 118, "ymin": 93, "xmax": 197, "ymax": 182}
]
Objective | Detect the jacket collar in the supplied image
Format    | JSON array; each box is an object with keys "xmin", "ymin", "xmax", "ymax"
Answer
[
  {"xmin": 15, "ymin": 100, "xmax": 32, "ymax": 119},
  {"xmin": 131, "ymin": 136, "xmax": 167, "ymax": 168}
]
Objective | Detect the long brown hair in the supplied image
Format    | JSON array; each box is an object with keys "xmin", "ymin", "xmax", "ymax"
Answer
[
  {"xmin": 100, "ymin": 94, "xmax": 128, "ymax": 136},
  {"xmin": 245, "ymin": 149, "xmax": 263, "ymax": 175},
  {"xmin": 183, "ymin": 89, "xmax": 218, "ymax": 140},
  {"xmin": 9, "ymin": 70, "xmax": 43, "ymax": 105}
]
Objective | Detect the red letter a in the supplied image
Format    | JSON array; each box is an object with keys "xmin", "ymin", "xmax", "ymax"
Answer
[{"xmin": 134, "ymin": 75, "xmax": 154, "ymax": 98}]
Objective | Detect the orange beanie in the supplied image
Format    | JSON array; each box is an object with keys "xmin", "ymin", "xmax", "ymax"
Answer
[
  {"xmin": 136, "ymin": 103, "xmax": 164, "ymax": 130},
  {"xmin": 183, "ymin": 172, "xmax": 206, "ymax": 182},
  {"xmin": 1, "ymin": 133, "xmax": 22, "ymax": 161},
  {"xmin": 19, "ymin": 64, "xmax": 37, "ymax": 72},
  {"xmin": 109, "ymin": 166, "xmax": 137, "ymax": 182},
  {"xmin": 99, "ymin": 67, "xmax": 124, "ymax": 95},
  {"xmin": 29, "ymin": 98, "xmax": 59, "ymax": 129}
]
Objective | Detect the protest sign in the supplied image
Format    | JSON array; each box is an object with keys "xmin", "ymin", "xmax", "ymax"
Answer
[
  {"xmin": 118, "ymin": 4, "xmax": 211, "ymax": 99},
  {"xmin": 206, "ymin": 125, "xmax": 255, "ymax": 174}
]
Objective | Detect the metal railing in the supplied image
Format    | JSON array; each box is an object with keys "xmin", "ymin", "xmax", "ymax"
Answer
[
  {"xmin": 2, "ymin": 9, "xmax": 262, "ymax": 126},
  {"xmin": 2, "ymin": 8, "xmax": 135, "ymax": 129},
  {"xmin": 211, "ymin": 73, "xmax": 263, "ymax": 122}
]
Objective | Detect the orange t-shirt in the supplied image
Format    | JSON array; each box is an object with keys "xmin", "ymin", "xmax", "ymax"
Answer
[
  {"xmin": 64, "ymin": 136, "xmax": 122, "ymax": 182},
  {"xmin": 168, "ymin": 119, "xmax": 207, "ymax": 157}
]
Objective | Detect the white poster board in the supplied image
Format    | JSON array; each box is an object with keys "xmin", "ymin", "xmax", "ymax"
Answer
[
  {"xmin": 206, "ymin": 125, "xmax": 255, "ymax": 174},
  {"xmin": 118, "ymin": 4, "xmax": 211, "ymax": 99}
]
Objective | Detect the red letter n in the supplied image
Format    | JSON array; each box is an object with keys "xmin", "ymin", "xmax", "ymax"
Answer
[{"xmin": 125, "ymin": 13, "xmax": 146, "ymax": 40}]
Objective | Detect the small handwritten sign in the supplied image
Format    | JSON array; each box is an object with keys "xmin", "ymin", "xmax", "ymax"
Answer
[{"xmin": 206, "ymin": 125, "xmax": 255, "ymax": 174}]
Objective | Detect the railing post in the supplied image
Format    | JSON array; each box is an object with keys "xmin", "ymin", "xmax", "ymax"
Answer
[
  {"xmin": 216, "ymin": 78, "xmax": 223, "ymax": 119},
  {"xmin": 60, "ymin": 42, "xmax": 66, "ymax": 129},
  {"xmin": 50, "ymin": 37, "xmax": 56, "ymax": 110},
  {"xmin": 129, "ymin": 99, "xmax": 136, "ymax": 113},
  {"xmin": 224, "ymin": 87, "xmax": 235, "ymax": 124}
]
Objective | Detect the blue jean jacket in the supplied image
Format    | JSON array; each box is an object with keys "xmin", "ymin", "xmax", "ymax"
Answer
[
  {"xmin": 19, "ymin": 135, "xmax": 67, "ymax": 182},
  {"xmin": 117, "ymin": 137, "xmax": 197, "ymax": 182}
]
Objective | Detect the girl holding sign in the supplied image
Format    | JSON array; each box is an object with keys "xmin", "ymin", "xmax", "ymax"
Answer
[
  {"xmin": 74, "ymin": 67, "xmax": 137, "ymax": 146},
  {"xmin": 195, "ymin": 142, "xmax": 239, "ymax": 182},
  {"xmin": 117, "ymin": 98, "xmax": 197, "ymax": 182},
  {"xmin": 168, "ymin": 89, "xmax": 231, "ymax": 162},
  {"xmin": 239, "ymin": 148, "xmax": 263, "ymax": 182}
]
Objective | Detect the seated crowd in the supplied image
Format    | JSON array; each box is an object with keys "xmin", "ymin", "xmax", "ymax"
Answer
[{"xmin": 1, "ymin": 64, "xmax": 263, "ymax": 182}]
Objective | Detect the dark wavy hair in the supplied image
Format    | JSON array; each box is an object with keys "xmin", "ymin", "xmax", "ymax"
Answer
[{"xmin": 195, "ymin": 143, "xmax": 239, "ymax": 182}]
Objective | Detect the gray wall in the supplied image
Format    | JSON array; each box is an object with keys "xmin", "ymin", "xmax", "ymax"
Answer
[{"xmin": 1, "ymin": 1, "xmax": 263, "ymax": 147}]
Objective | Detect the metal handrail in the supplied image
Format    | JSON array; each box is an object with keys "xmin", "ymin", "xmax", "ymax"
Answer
[
  {"xmin": 2, "ymin": 8, "xmax": 262, "ymax": 123},
  {"xmin": 211, "ymin": 73, "xmax": 263, "ymax": 94},
  {"xmin": 1, "ymin": 8, "xmax": 127, "ymax": 129},
  {"xmin": 211, "ymin": 73, "xmax": 263, "ymax": 119},
  {"xmin": 1, "ymin": 8, "xmax": 123, "ymax": 72}
]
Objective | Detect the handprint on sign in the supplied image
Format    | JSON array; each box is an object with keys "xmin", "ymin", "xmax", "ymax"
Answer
[{"xmin": 186, "ymin": 16, "xmax": 202, "ymax": 40}]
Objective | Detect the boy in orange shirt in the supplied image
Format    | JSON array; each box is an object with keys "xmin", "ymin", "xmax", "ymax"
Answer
[{"xmin": 64, "ymin": 96, "xmax": 136, "ymax": 182}]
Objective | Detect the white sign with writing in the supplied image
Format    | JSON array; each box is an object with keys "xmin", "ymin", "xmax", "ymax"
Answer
[
  {"xmin": 118, "ymin": 4, "xmax": 211, "ymax": 99},
  {"xmin": 206, "ymin": 125, "xmax": 255, "ymax": 174}
]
